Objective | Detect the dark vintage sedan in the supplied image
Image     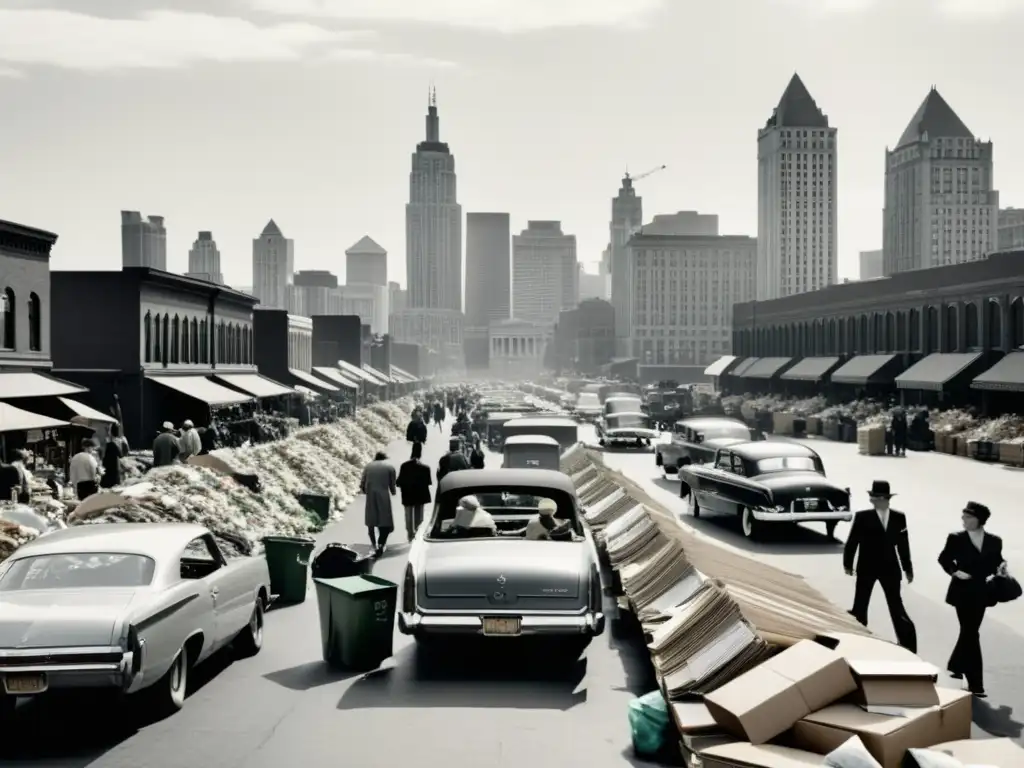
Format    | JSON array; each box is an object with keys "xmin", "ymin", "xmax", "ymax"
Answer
[
  {"xmin": 678, "ymin": 441, "xmax": 852, "ymax": 540},
  {"xmin": 655, "ymin": 417, "xmax": 759, "ymax": 477}
]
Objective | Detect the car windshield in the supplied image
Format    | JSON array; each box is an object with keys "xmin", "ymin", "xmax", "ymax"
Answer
[
  {"xmin": 605, "ymin": 399, "xmax": 642, "ymax": 415},
  {"xmin": 701, "ymin": 425, "xmax": 750, "ymax": 440},
  {"xmin": 0, "ymin": 552, "xmax": 156, "ymax": 591},
  {"xmin": 607, "ymin": 414, "xmax": 650, "ymax": 428},
  {"xmin": 576, "ymin": 394, "xmax": 600, "ymax": 408},
  {"xmin": 756, "ymin": 457, "xmax": 817, "ymax": 473},
  {"xmin": 428, "ymin": 486, "xmax": 581, "ymax": 541}
]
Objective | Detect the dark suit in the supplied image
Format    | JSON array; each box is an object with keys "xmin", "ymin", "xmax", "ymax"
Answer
[
  {"xmin": 938, "ymin": 530, "xmax": 1004, "ymax": 690},
  {"xmin": 843, "ymin": 507, "xmax": 917, "ymax": 651}
]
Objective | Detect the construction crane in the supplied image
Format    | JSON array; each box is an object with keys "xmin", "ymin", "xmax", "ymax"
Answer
[{"xmin": 624, "ymin": 164, "xmax": 666, "ymax": 183}]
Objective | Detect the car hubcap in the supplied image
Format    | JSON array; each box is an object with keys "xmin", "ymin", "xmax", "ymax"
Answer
[
  {"xmin": 171, "ymin": 653, "xmax": 185, "ymax": 694},
  {"xmin": 251, "ymin": 606, "xmax": 263, "ymax": 643},
  {"xmin": 742, "ymin": 509, "xmax": 752, "ymax": 537}
]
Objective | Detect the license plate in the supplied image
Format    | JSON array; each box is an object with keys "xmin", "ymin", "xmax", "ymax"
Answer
[
  {"xmin": 482, "ymin": 617, "xmax": 521, "ymax": 636},
  {"xmin": 4, "ymin": 673, "xmax": 47, "ymax": 695},
  {"xmin": 800, "ymin": 499, "xmax": 819, "ymax": 511}
]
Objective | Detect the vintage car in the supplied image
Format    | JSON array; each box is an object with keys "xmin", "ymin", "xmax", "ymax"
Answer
[
  {"xmin": 502, "ymin": 417, "xmax": 578, "ymax": 453},
  {"xmin": 0, "ymin": 523, "xmax": 270, "ymax": 719},
  {"xmin": 572, "ymin": 391, "xmax": 603, "ymax": 421},
  {"xmin": 655, "ymin": 416, "xmax": 759, "ymax": 477},
  {"xmin": 483, "ymin": 411, "xmax": 525, "ymax": 449},
  {"xmin": 503, "ymin": 435, "xmax": 562, "ymax": 470},
  {"xmin": 678, "ymin": 441, "xmax": 853, "ymax": 540},
  {"xmin": 398, "ymin": 469, "xmax": 604, "ymax": 643},
  {"xmin": 601, "ymin": 395, "xmax": 644, "ymax": 417},
  {"xmin": 595, "ymin": 412, "xmax": 660, "ymax": 448}
]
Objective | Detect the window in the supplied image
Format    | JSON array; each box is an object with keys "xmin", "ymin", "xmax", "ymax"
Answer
[
  {"xmin": 181, "ymin": 318, "xmax": 190, "ymax": 363},
  {"xmin": 199, "ymin": 319, "xmax": 208, "ymax": 363},
  {"xmin": 153, "ymin": 313, "xmax": 162, "ymax": 362},
  {"xmin": 191, "ymin": 318, "xmax": 199, "ymax": 362},
  {"xmin": 0, "ymin": 553, "xmax": 156, "ymax": 591},
  {"xmin": 27, "ymin": 292, "xmax": 41, "ymax": 351},
  {"xmin": 162, "ymin": 313, "xmax": 170, "ymax": 366},
  {"xmin": 171, "ymin": 315, "xmax": 180, "ymax": 364},
  {"xmin": 143, "ymin": 311, "xmax": 152, "ymax": 363},
  {"xmin": 756, "ymin": 456, "xmax": 817, "ymax": 474},
  {"xmin": 1, "ymin": 287, "xmax": 14, "ymax": 349}
]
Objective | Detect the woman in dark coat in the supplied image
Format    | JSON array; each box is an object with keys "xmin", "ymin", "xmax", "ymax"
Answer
[
  {"xmin": 100, "ymin": 423, "xmax": 127, "ymax": 489},
  {"xmin": 397, "ymin": 441, "xmax": 432, "ymax": 541},
  {"xmin": 938, "ymin": 501, "xmax": 1007, "ymax": 698},
  {"xmin": 360, "ymin": 451, "xmax": 397, "ymax": 556}
]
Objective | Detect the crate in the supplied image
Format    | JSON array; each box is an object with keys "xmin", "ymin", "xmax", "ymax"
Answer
[
  {"xmin": 956, "ymin": 437, "xmax": 968, "ymax": 457},
  {"xmin": 971, "ymin": 440, "xmax": 998, "ymax": 462},
  {"xmin": 773, "ymin": 412, "xmax": 795, "ymax": 435},
  {"xmin": 935, "ymin": 433, "xmax": 952, "ymax": 454},
  {"xmin": 822, "ymin": 420, "xmax": 841, "ymax": 441},
  {"xmin": 806, "ymin": 416, "xmax": 822, "ymax": 435},
  {"xmin": 857, "ymin": 426, "xmax": 886, "ymax": 455},
  {"xmin": 998, "ymin": 441, "xmax": 1024, "ymax": 467}
]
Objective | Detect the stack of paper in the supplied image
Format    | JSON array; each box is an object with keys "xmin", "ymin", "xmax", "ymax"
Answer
[
  {"xmin": 619, "ymin": 538, "xmax": 691, "ymax": 607},
  {"xmin": 561, "ymin": 444, "xmax": 589, "ymax": 474},
  {"xmin": 574, "ymin": 473, "xmax": 604, "ymax": 500},
  {"xmin": 571, "ymin": 463, "xmax": 600, "ymax": 488},
  {"xmin": 579, "ymin": 478, "xmax": 619, "ymax": 507},
  {"xmin": 607, "ymin": 512, "xmax": 663, "ymax": 566},
  {"xmin": 588, "ymin": 495, "xmax": 640, "ymax": 538},
  {"xmin": 637, "ymin": 565, "xmax": 705, "ymax": 624},
  {"xmin": 596, "ymin": 502, "xmax": 647, "ymax": 545},
  {"xmin": 582, "ymin": 486, "xmax": 626, "ymax": 525}
]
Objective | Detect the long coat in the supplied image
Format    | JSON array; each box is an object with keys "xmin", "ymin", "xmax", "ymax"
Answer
[
  {"xmin": 938, "ymin": 530, "xmax": 1004, "ymax": 607},
  {"xmin": 360, "ymin": 459, "xmax": 396, "ymax": 528}
]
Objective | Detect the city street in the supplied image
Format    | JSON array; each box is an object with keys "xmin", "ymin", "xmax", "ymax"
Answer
[
  {"xmin": 4, "ymin": 418, "xmax": 656, "ymax": 768},
  {"xmin": 595, "ymin": 425, "xmax": 1024, "ymax": 743}
]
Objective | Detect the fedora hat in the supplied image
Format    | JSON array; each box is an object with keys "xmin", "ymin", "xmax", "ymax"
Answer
[
  {"xmin": 868, "ymin": 480, "xmax": 894, "ymax": 498},
  {"xmin": 963, "ymin": 501, "xmax": 991, "ymax": 524}
]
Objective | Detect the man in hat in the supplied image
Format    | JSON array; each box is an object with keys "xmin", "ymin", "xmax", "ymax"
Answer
[
  {"xmin": 843, "ymin": 480, "xmax": 917, "ymax": 651},
  {"xmin": 151, "ymin": 422, "xmax": 180, "ymax": 468}
]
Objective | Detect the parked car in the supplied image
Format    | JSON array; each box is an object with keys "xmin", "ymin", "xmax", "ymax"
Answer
[
  {"xmin": 0, "ymin": 523, "xmax": 270, "ymax": 720},
  {"xmin": 398, "ymin": 469, "xmax": 605, "ymax": 645},
  {"xmin": 602, "ymin": 395, "xmax": 644, "ymax": 417},
  {"xmin": 501, "ymin": 417, "xmax": 579, "ymax": 453},
  {"xmin": 596, "ymin": 412, "xmax": 660, "ymax": 448},
  {"xmin": 502, "ymin": 435, "xmax": 562, "ymax": 470},
  {"xmin": 572, "ymin": 392, "xmax": 603, "ymax": 421},
  {"xmin": 655, "ymin": 417, "xmax": 759, "ymax": 477},
  {"xmin": 678, "ymin": 441, "xmax": 852, "ymax": 540}
]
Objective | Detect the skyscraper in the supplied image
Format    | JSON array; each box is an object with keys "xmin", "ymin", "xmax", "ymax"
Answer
[
  {"xmin": 465, "ymin": 212, "xmax": 511, "ymax": 327},
  {"xmin": 512, "ymin": 221, "xmax": 577, "ymax": 325},
  {"xmin": 610, "ymin": 177, "xmax": 642, "ymax": 352},
  {"xmin": 186, "ymin": 231, "xmax": 223, "ymax": 284},
  {"xmin": 345, "ymin": 236, "xmax": 388, "ymax": 286},
  {"xmin": 883, "ymin": 88, "xmax": 998, "ymax": 275},
  {"xmin": 757, "ymin": 74, "xmax": 837, "ymax": 299},
  {"xmin": 121, "ymin": 211, "xmax": 167, "ymax": 270},
  {"xmin": 252, "ymin": 219, "xmax": 294, "ymax": 310}
]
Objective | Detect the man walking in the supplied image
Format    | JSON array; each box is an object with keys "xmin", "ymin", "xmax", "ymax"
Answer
[
  {"xmin": 843, "ymin": 480, "xmax": 917, "ymax": 651},
  {"xmin": 437, "ymin": 438, "xmax": 470, "ymax": 482}
]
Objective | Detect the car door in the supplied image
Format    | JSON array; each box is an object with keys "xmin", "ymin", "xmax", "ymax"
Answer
[
  {"xmin": 183, "ymin": 536, "xmax": 234, "ymax": 651},
  {"xmin": 202, "ymin": 533, "xmax": 253, "ymax": 638},
  {"xmin": 700, "ymin": 451, "xmax": 735, "ymax": 513}
]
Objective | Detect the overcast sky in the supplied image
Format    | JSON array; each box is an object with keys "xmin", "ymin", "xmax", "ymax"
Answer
[{"xmin": 1, "ymin": 0, "xmax": 1022, "ymax": 288}]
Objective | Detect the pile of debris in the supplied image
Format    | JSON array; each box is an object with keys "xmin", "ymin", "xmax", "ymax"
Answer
[{"xmin": 561, "ymin": 445, "xmax": 1022, "ymax": 768}]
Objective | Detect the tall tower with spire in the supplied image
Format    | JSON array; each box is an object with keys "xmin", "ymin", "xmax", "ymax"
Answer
[{"xmin": 610, "ymin": 175, "xmax": 642, "ymax": 353}]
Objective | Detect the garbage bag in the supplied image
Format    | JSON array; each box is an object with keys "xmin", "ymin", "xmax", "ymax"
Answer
[
  {"xmin": 824, "ymin": 736, "xmax": 881, "ymax": 768},
  {"xmin": 902, "ymin": 748, "xmax": 966, "ymax": 768},
  {"xmin": 627, "ymin": 690, "xmax": 670, "ymax": 757},
  {"xmin": 311, "ymin": 543, "xmax": 374, "ymax": 579}
]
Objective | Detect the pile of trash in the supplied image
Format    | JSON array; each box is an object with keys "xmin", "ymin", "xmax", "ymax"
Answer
[{"xmin": 0, "ymin": 400, "xmax": 414, "ymax": 562}]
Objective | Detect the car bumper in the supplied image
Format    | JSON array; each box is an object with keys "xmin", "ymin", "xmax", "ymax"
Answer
[
  {"xmin": 751, "ymin": 509, "xmax": 853, "ymax": 524},
  {"xmin": 0, "ymin": 645, "xmax": 136, "ymax": 696},
  {"xmin": 398, "ymin": 611, "xmax": 605, "ymax": 637},
  {"xmin": 604, "ymin": 431, "xmax": 657, "ymax": 441}
]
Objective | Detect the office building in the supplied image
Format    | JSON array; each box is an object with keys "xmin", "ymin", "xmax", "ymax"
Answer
[
  {"xmin": 252, "ymin": 219, "xmax": 294, "ymax": 310},
  {"xmin": 121, "ymin": 211, "xmax": 167, "ymax": 271},
  {"xmin": 643, "ymin": 211, "xmax": 719, "ymax": 236},
  {"xmin": 465, "ymin": 212, "xmax": 511, "ymax": 327},
  {"xmin": 578, "ymin": 264, "xmax": 607, "ymax": 301},
  {"xmin": 292, "ymin": 270, "xmax": 341, "ymax": 317},
  {"xmin": 345, "ymin": 236, "xmax": 387, "ymax": 286},
  {"xmin": 185, "ymin": 231, "xmax": 223, "ymax": 284},
  {"xmin": 337, "ymin": 283, "xmax": 389, "ymax": 334},
  {"xmin": 859, "ymin": 249, "xmax": 884, "ymax": 280},
  {"xmin": 998, "ymin": 208, "xmax": 1024, "ymax": 251},
  {"xmin": 610, "ymin": 177, "xmax": 642, "ymax": 351},
  {"xmin": 512, "ymin": 221, "xmax": 577, "ymax": 326}
]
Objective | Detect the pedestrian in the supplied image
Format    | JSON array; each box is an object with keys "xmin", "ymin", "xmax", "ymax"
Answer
[
  {"xmin": 938, "ymin": 501, "xmax": 1007, "ymax": 698},
  {"xmin": 69, "ymin": 439, "xmax": 100, "ymax": 500},
  {"xmin": 100, "ymin": 423, "xmax": 127, "ymax": 489},
  {"xmin": 437, "ymin": 437, "xmax": 471, "ymax": 482},
  {"xmin": 843, "ymin": 480, "xmax": 917, "ymax": 651},
  {"xmin": 151, "ymin": 421, "xmax": 180, "ymax": 468},
  {"xmin": 433, "ymin": 401, "xmax": 445, "ymax": 431},
  {"xmin": 469, "ymin": 434, "xmax": 485, "ymax": 469},
  {"xmin": 891, "ymin": 407, "xmax": 908, "ymax": 456},
  {"xmin": 406, "ymin": 412, "xmax": 428, "ymax": 444},
  {"xmin": 178, "ymin": 419, "xmax": 202, "ymax": 461},
  {"xmin": 397, "ymin": 441, "xmax": 432, "ymax": 541},
  {"xmin": 360, "ymin": 450, "xmax": 397, "ymax": 556}
]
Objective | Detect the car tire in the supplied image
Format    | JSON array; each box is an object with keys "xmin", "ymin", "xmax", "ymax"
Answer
[
  {"xmin": 741, "ymin": 507, "xmax": 762, "ymax": 540},
  {"xmin": 825, "ymin": 521, "xmax": 838, "ymax": 540},
  {"xmin": 235, "ymin": 597, "xmax": 265, "ymax": 658},
  {"xmin": 688, "ymin": 490, "xmax": 700, "ymax": 517},
  {"xmin": 655, "ymin": 452, "xmax": 663, "ymax": 467},
  {"xmin": 146, "ymin": 646, "xmax": 189, "ymax": 718}
]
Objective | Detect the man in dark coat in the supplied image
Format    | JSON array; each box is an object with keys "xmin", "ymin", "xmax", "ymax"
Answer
[
  {"xmin": 396, "ymin": 442, "xmax": 432, "ymax": 540},
  {"xmin": 432, "ymin": 402, "xmax": 445, "ymax": 432},
  {"xmin": 469, "ymin": 435, "xmax": 485, "ymax": 469},
  {"xmin": 890, "ymin": 407, "xmax": 908, "ymax": 456},
  {"xmin": 843, "ymin": 480, "xmax": 917, "ymax": 651},
  {"xmin": 437, "ymin": 438, "xmax": 470, "ymax": 482},
  {"xmin": 406, "ymin": 414, "xmax": 428, "ymax": 444}
]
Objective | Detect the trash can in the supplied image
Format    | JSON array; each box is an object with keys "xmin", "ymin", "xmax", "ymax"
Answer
[
  {"xmin": 314, "ymin": 574, "xmax": 398, "ymax": 670},
  {"xmin": 263, "ymin": 535, "xmax": 315, "ymax": 604},
  {"xmin": 311, "ymin": 543, "xmax": 374, "ymax": 579},
  {"xmin": 296, "ymin": 492, "xmax": 331, "ymax": 525}
]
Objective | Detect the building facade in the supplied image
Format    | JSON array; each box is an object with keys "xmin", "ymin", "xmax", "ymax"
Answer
[
  {"xmin": 610, "ymin": 176, "xmax": 642, "ymax": 351},
  {"xmin": 288, "ymin": 314, "xmax": 312, "ymax": 372},
  {"xmin": 337, "ymin": 283, "xmax": 388, "ymax": 334},
  {"xmin": 345, "ymin": 236, "xmax": 387, "ymax": 286},
  {"xmin": 186, "ymin": 231, "xmax": 224, "ymax": 284},
  {"xmin": 121, "ymin": 211, "xmax": 167, "ymax": 271},
  {"xmin": 756, "ymin": 74, "xmax": 837, "ymax": 300},
  {"xmin": 859, "ymin": 249, "xmax": 884, "ymax": 280},
  {"xmin": 291, "ymin": 270, "xmax": 340, "ymax": 317},
  {"xmin": 998, "ymin": 208, "xmax": 1024, "ymax": 251},
  {"xmin": 577, "ymin": 265, "xmax": 606, "ymax": 301},
  {"xmin": 465, "ymin": 212, "xmax": 511, "ymax": 327},
  {"xmin": 252, "ymin": 219, "xmax": 294, "ymax": 310},
  {"xmin": 553, "ymin": 298, "xmax": 614, "ymax": 374},
  {"xmin": 627, "ymin": 233, "xmax": 756, "ymax": 366},
  {"xmin": 642, "ymin": 211, "xmax": 719, "ymax": 236},
  {"xmin": 0, "ymin": 219, "xmax": 57, "ymax": 372},
  {"xmin": 512, "ymin": 221, "xmax": 577, "ymax": 325},
  {"xmin": 883, "ymin": 88, "xmax": 998, "ymax": 276},
  {"xmin": 488, "ymin": 318, "xmax": 550, "ymax": 378}
]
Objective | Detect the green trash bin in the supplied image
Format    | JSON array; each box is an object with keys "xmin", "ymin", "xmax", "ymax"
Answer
[
  {"xmin": 263, "ymin": 535, "xmax": 315, "ymax": 604},
  {"xmin": 314, "ymin": 574, "xmax": 398, "ymax": 670}
]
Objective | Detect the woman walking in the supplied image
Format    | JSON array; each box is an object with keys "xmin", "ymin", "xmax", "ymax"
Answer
[
  {"xmin": 396, "ymin": 442, "xmax": 432, "ymax": 541},
  {"xmin": 938, "ymin": 501, "xmax": 1007, "ymax": 698},
  {"xmin": 360, "ymin": 451, "xmax": 397, "ymax": 557}
]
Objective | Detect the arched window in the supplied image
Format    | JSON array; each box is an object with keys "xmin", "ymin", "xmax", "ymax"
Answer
[
  {"xmin": 171, "ymin": 315, "xmax": 180, "ymax": 364},
  {"xmin": 153, "ymin": 313, "xmax": 162, "ymax": 362},
  {"xmin": 964, "ymin": 303, "xmax": 979, "ymax": 348},
  {"xmin": 143, "ymin": 311, "xmax": 153, "ymax": 363},
  {"xmin": 162, "ymin": 313, "xmax": 170, "ymax": 366},
  {"xmin": 27, "ymin": 292, "xmax": 41, "ymax": 352},
  {"xmin": 945, "ymin": 305, "xmax": 958, "ymax": 352},
  {"xmin": 1, "ymin": 287, "xmax": 15, "ymax": 350},
  {"xmin": 248, "ymin": 326, "xmax": 254, "ymax": 363},
  {"xmin": 181, "ymin": 318, "xmax": 190, "ymax": 364},
  {"xmin": 241, "ymin": 326, "xmax": 249, "ymax": 364},
  {"xmin": 987, "ymin": 299, "xmax": 1002, "ymax": 350},
  {"xmin": 908, "ymin": 309, "xmax": 921, "ymax": 351},
  {"xmin": 926, "ymin": 306, "xmax": 939, "ymax": 353},
  {"xmin": 199, "ymin": 319, "xmax": 208, "ymax": 363},
  {"xmin": 191, "ymin": 318, "xmax": 199, "ymax": 363},
  {"xmin": 217, "ymin": 322, "xmax": 226, "ymax": 361}
]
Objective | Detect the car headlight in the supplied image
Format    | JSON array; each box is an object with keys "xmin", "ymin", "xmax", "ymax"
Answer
[{"xmin": 774, "ymin": 505, "xmax": 787, "ymax": 513}]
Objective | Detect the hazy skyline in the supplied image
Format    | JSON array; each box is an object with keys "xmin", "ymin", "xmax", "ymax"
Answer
[{"xmin": 1, "ymin": 0, "xmax": 1022, "ymax": 288}]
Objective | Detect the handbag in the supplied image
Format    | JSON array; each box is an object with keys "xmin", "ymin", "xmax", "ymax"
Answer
[{"xmin": 986, "ymin": 573, "xmax": 1022, "ymax": 606}]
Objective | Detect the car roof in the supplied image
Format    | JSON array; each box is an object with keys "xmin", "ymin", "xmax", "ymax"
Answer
[
  {"xmin": 726, "ymin": 441, "xmax": 820, "ymax": 460},
  {"xmin": 10, "ymin": 522, "xmax": 209, "ymax": 561},
  {"xmin": 676, "ymin": 416, "xmax": 748, "ymax": 429},
  {"xmin": 504, "ymin": 435, "xmax": 560, "ymax": 447},
  {"xmin": 503, "ymin": 417, "xmax": 577, "ymax": 428},
  {"xmin": 605, "ymin": 394, "xmax": 641, "ymax": 401},
  {"xmin": 437, "ymin": 468, "xmax": 575, "ymax": 494}
]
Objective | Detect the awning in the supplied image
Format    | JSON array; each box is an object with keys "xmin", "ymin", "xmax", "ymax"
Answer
[
  {"xmin": 0, "ymin": 402, "xmax": 68, "ymax": 434},
  {"xmin": 312, "ymin": 367, "xmax": 360, "ymax": 390},
  {"xmin": 148, "ymin": 375, "xmax": 253, "ymax": 405},
  {"xmin": 390, "ymin": 365, "xmax": 417, "ymax": 383},
  {"xmin": 289, "ymin": 368, "xmax": 339, "ymax": 392},
  {"xmin": 58, "ymin": 397, "xmax": 117, "ymax": 424},
  {"xmin": 742, "ymin": 357, "xmax": 793, "ymax": 379},
  {"xmin": 781, "ymin": 356, "xmax": 842, "ymax": 382},
  {"xmin": 830, "ymin": 354, "xmax": 903, "ymax": 385},
  {"xmin": 972, "ymin": 352, "xmax": 1024, "ymax": 393},
  {"xmin": 704, "ymin": 355, "xmax": 737, "ymax": 377},
  {"xmin": 729, "ymin": 357, "xmax": 759, "ymax": 377},
  {"xmin": 361, "ymin": 363, "xmax": 393, "ymax": 385},
  {"xmin": 214, "ymin": 373, "xmax": 296, "ymax": 398},
  {"xmin": 337, "ymin": 360, "xmax": 379, "ymax": 384},
  {"xmin": 896, "ymin": 352, "xmax": 984, "ymax": 392},
  {"xmin": 0, "ymin": 372, "xmax": 86, "ymax": 399}
]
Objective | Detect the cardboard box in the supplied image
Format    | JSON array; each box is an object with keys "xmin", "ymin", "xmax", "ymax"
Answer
[
  {"xmin": 816, "ymin": 632, "xmax": 939, "ymax": 707},
  {"xmin": 791, "ymin": 703, "xmax": 942, "ymax": 768},
  {"xmin": 935, "ymin": 688, "xmax": 972, "ymax": 742},
  {"xmin": 915, "ymin": 737, "xmax": 1024, "ymax": 766},
  {"xmin": 699, "ymin": 742, "xmax": 823, "ymax": 768},
  {"xmin": 704, "ymin": 640, "xmax": 857, "ymax": 745}
]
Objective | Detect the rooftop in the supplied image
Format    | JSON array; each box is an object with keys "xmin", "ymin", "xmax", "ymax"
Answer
[
  {"xmin": 346, "ymin": 235, "xmax": 386, "ymax": 255},
  {"xmin": 763, "ymin": 73, "xmax": 829, "ymax": 130},
  {"xmin": 895, "ymin": 87, "xmax": 975, "ymax": 148}
]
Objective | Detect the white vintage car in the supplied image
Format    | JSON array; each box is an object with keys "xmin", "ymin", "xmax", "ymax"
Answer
[{"xmin": 0, "ymin": 522, "xmax": 270, "ymax": 720}]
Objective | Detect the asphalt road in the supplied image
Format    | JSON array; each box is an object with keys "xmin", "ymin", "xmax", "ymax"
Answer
[
  {"xmin": 5, "ymin": 416, "xmax": 658, "ymax": 768},
  {"xmin": 594, "ymin": 424, "xmax": 1024, "ymax": 744}
]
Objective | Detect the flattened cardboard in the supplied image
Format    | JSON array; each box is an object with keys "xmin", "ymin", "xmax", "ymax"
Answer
[
  {"xmin": 817, "ymin": 632, "xmax": 940, "ymax": 707},
  {"xmin": 699, "ymin": 742, "xmax": 823, "ymax": 768},
  {"xmin": 935, "ymin": 687, "xmax": 972, "ymax": 742},
  {"xmin": 704, "ymin": 640, "xmax": 856, "ymax": 745},
  {"xmin": 791, "ymin": 703, "xmax": 943, "ymax": 768},
  {"xmin": 927, "ymin": 737, "xmax": 1024, "ymax": 765}
]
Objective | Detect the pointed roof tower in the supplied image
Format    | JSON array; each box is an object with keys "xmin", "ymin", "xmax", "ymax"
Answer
[
  {"xmin": 261, "ymin": 219, "xmax": 283, "ymax": 237},
  {"xmin": 764, "ymin": 73, "xmax": 829, "ymax": 129},
  {"xmin": 895, "ymin": 87, "xmax": 974, "ymax": 148},
  {"xmin": 417, "ymin": 86, "xmax": 449, "ymax": 153},
  {"xmin": 345, "ymin": 235, "xmax": 386, "ymax": 255}
]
